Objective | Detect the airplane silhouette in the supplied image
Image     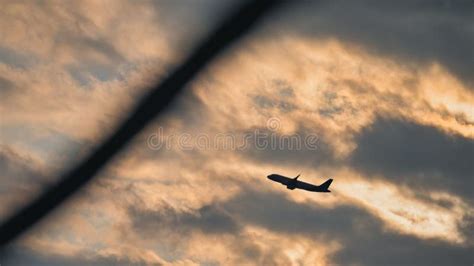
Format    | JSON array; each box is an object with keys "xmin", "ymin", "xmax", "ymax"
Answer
[{"xmin": 267, "ymin": 174, "xmax": 333, "ymax": 192}]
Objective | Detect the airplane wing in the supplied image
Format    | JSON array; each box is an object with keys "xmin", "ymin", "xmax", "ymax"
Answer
[{"xmin": 295, "ymin": 180, "xmax": 318, "ymax": 191}]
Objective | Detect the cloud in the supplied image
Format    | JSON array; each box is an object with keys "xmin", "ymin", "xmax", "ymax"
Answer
[
  {"xmin": 0, "ymin": 46, "xmax": 36, "ymax": 69},
  {"xmin": 0, "ymin": 75, "xmax": 15, "ymax": 95},
  {"xmin": 239, "ymin": 126, "xmax": 336, "ymax": 169},
  {"xmin": 350, "ymin": 116, "xmax": 474, "ymax": 202},
  {"xmin": 130, "ymin": 204, "xmax": 240, "ymax": 236},
  {"xmin": 1, "ymin": 1, "xmax": 473, "ymax": 264},
  {"xmin": 277, "ymin": 0, "xmax": 474, "ymax": 87},
  {"xmin": 119, "ymin": 185, "xmax": 473, "ymax": 265},
  {"xmin": 222, "ymin": 187, "xmax": 473, "ymax": 265},
  {"xmin": 3, "ymin": 246, "xmax": 153, "ymax": 266},
  {"xmin": 0, "ymin": 146, "xmax": 49, "ymax": 219}
]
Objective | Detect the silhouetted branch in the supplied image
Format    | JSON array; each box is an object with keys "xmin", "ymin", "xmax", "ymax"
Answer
[{"xmin": 0, "ymin": 0, "xmax": 280, "ymax": 248}]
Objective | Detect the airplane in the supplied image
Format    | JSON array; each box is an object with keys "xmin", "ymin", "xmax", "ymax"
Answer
[{"xmin": 267, "ymin": 174, "xmax": 333, "ymax": 193}]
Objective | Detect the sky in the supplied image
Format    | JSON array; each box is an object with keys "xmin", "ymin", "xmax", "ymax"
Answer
[{"xmin": 0, "ymin": 0, "xmax": 473, "ymax": 265}]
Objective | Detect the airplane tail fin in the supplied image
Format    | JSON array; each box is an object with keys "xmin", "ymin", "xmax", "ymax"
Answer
[{"xmin": 319, "ymin": 179, "xmax": 333, "ymax": 192}]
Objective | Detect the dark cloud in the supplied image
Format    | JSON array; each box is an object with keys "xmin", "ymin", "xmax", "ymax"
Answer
[
  {"xmin": 130, "ymin": 204, "xmax": 239, "ymax": 236},
  {"xmin": 129, "ymin": 203, "xmax": 266, "ymax": 264},
  {"xmin": 317, "ymin": 90, "xmax": 354, "ymax": 119},
  {"xmin": 252, "ymin": 81, "xmax": 297, "ymax": 112},
  {"xmin": 0, "ymin": 76, "xmax": 15, "ymax": 95},
  {"xmin": 253, "ymin": 95, "xmax": 276, "ymax": 109},
  {"xmin": 0, "ymin": 147, "xmax": 50, "ymax": 217},
  {"xmin": 225, "ymin": 187, "xmax": 473, "ymax": 265},
  {"xmin": 252, "ymin": 95, "xmax": 296, "ymax": 112},
  {"xmin": 67, "ymin": 62, "xmax": 122, "ymax": 86},
  {"xmin": 278, "ymin": 0, "xmax": 474, "ymax": 87},
  {"xmin": 127, "ymin": 185, "xmax": 473, "ymax": 265},
  {"xmin": 0, "ymin": 125, "xmax": 89, "ymax": 167},
  {"xmin": 1, "ymin": 245, "xmax": 150, "ymax": 266},
  {"xmin": 74, "ymin": 37, "xmax": 124, "ymax": 63},
  {"xmin": 274, "ymin": 80, "xmax": 294, "ymax": 97},
  {"xmin": 350, "ymin": 117, "xmax": 474, "ymax": 202},
  {"xmin": 0, "ymin": 147, "xmax": 47, "ymax": 188},
  {"xmin": 61, "ymin": 35, "xmax": 129, "ymax": 86},
  {"xmin": 0, "ymin": 46, "xmax": 36, "ymax": 69},
  {"xmin": 240, "ymin": 126, "xmax": 336, "ymax": 169}
]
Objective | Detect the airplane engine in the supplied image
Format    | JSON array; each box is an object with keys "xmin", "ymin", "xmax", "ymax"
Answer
[{"xmin": 286, "ymin": 184, "xmax": 296, "ymax": 190}]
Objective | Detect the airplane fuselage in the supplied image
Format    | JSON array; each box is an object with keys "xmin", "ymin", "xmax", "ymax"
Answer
[{"xmin": 267, "ymin": 174, "xmax": 332, "ymax": 193}]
